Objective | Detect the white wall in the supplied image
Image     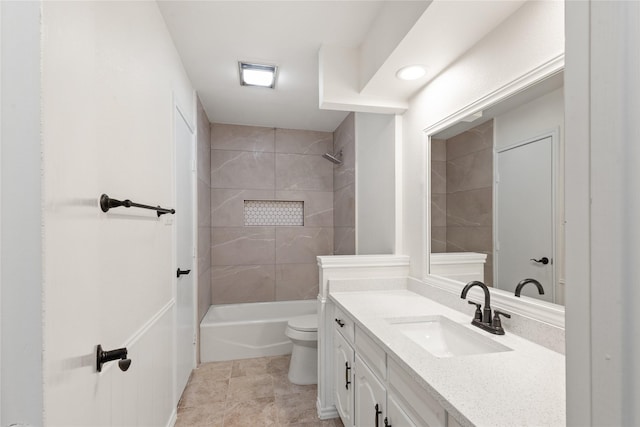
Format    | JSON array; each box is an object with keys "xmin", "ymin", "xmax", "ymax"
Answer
[
  {"xmin": 0, "ymin": 2, "xmax": 44, "ymax": 425},
  {"xmin": 40, "ymin": 2, "xmax": 193, "ymax": 425},
  {"xmin": 355, "ymin": 113, "xmax": 396, "ymax": 254},
  {"xmin": 401, "ymin": 0, "xmax": 564, "ymax": 278}
]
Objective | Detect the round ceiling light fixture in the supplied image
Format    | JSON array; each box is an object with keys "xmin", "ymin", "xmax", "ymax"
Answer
[{"xmin": 396, "ymin": 65, "xmax": 427, "ymax": 81}]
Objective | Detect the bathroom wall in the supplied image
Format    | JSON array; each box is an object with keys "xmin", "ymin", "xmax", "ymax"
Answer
[
  {"xmin": 356, "ymin": 112, "xmax": 397, "ymax": 254},
  {"xmin": 196, "ymin": 97, "xmax": 212, "ymax": 328},
  {"xmin": 210, "ymin": 124, "xmax": 334, "ymax": 304},
  {"xmin": 333, "ymin": 113, "xmax": 356, "ymax": 255}
]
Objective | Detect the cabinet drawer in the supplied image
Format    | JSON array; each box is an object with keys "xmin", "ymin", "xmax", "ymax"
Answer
[
  {"xmin": 333, "ymin": 305, "xmax": 355, "ymax": 344},
  {"xmin": 355, "ymin": 326, "xmax": 386, "ymax": 381},
  {"xmin": 388, "ymin": 360, "xmax": 446, "ymax": 427}
]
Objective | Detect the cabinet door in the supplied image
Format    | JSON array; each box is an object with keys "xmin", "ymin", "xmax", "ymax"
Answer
[
  {"xmin": 355, "ymin": 354, "xmax": 386, "ymax": 427},
  {"xmin": 334, "ymin": 330, "xmax": 354, "ymax": 426},
  {"xmin": 387, "ymin": 393, "xmax": 418, "ymax": 427}
]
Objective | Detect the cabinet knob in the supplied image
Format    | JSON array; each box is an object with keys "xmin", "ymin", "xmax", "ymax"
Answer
[
  {"xmin": 335, "ymin": 318, "xmax": 345, "ymax": 327},
  {"xmin": 384, "ymin": 417, "xmax": 392, "ymax": 427}
]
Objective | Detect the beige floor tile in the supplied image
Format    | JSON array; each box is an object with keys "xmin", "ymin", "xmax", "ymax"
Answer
[
  {"xmin": 223, "ymin": 397, "xmax": 277, "ymax": 426},
  {"xmin": 227, "ymin": 373, "xmax": 274, "ymax": 402},
  {"xmin": 179, "ymin": 379, "xmax": 228, "ymax": 409},
  {"xmin": 275, "ymin": 388, "xmax": 319, "ymax": 425},
  {"xmin": 191, "ymin": 361, "xmax": 233, "ymax": 384},
  {"xmin": 176, "ymin": 402, "xmax": 225, "ymax": 427},
  {"xmin": 266, "ymin": 355, "xmax": 291, "ymax": 376},
  {"xmin": 273, "ymin": 374, "xmax": 316, "ymax": 398},
  {"xmin": 231, "ymin": 356, "xmax": 271, "ymax": 377}
]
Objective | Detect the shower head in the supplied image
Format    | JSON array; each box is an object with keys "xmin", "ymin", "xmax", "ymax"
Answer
[{"xmin": 322, "ymin": 150, "xmax": 343, "ymax": 165}]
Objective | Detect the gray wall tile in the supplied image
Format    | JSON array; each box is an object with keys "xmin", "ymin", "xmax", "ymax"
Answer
[
  {"xmin": 431, "ymin": 226, "xmax": 447, "ymax": 253},
  {"xmin": 211, "ymin": 227, "xmax": 275, "ymax": 266},
  {"xmin": 211, "ymin": 150, "xmax": 275, "ymax": 190},
  {"xmin": 211, "ymin": 123, "xmax": 274, "ymax": 152},
  {"xmin": 431, "ymin": 139, "xmax": 447, "ymax": 162},
  {"xmin": 211, "ymin": 265, "xmax": 276, "ymax": 304},
  {"xmin": 446, "ymin": 120, "xmax": 493, "ymax": 160},
  {"xmin": 334, "ymin": 227, "xmax": 355, "ymax": 255},
  {"xmin": 197, "ymin": 100, "xmax": 212, "ymax": 185},
  {"xmin": 275, "ymin": 128, "xmax": 333, "ymax": 155},
  {"xmin": 211, "ymin": 189, "xmax": 275, "ymax": 227},
  {"xmin": 275, "ymin": 263, "xmax": 319, "ymax": 301},
  {"xmin": 276, "ymin": 190, "xmax": 333, "ymax": 227},
  {"xmin": 334, "ymin": 183, "xmax": 355, "ymax": 227},
  {"xmin": 275, "ymin": 153, "xmax": 333, "ymax": 191},
  {"xmin": 446, "ymin": 226, "xmax": 493, "ymax": 253},
  {"xmin": 446, "ymin": 147, "xmax": 493, "ymax": 193},
  {"xmin": 446, "ymin": 187, "xmax": 492, "ymax": 227},
  {"xmin": 275, "ymin": 227, "xmax": 333, "ymax": 264},
  {"xmin": 431, "ymin": 194, "xmax": 447, "ymax": 227}
]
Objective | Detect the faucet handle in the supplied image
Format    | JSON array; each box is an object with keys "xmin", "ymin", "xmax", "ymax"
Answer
[
  {"xmin": 467, "ymin": 301, "xmax": 483, "ymax": 322},
  {"xmin": 492, "ymin": 310, "xmax": 511, "ymax": 329}
]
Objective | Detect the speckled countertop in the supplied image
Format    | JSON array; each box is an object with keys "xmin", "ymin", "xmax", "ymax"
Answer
[{"xmin": 329, "ymin": 290, "xmax": 566, "ymax": 427}]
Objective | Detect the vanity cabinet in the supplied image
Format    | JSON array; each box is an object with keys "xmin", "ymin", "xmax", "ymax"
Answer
[{"xmin": 330, "ymin": 301, "xmax": 454, "ymax": 427}]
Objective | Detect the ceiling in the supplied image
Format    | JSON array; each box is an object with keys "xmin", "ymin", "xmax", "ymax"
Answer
[{"xmin": 158, "ymin": 1, "xmax": 526, "ymax": 133}]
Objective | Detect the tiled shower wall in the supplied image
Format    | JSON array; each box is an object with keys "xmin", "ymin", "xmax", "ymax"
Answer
[
  {"xmin": 333, "ymin": 113, "xmax": 356, "ymax": 255},
  {"xmin": 431, "ymin": 120, "xmax": 494, "ymax": 285},
  {"xmin": 210, "ymin": 124, "xmax": 334, "ymax": 304}
]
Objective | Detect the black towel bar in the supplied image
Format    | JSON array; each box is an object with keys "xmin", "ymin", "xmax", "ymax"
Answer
[{"xmin": 100, "ymin": 194, "xmax": 175, "ymax": 217}]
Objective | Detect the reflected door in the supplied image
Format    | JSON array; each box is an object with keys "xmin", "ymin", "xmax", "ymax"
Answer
[{"xmin": 495, "ymin": 136, "xmax": 554, "ymax": 302}]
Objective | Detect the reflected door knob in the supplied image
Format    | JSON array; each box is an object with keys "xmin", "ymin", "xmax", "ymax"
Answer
[
  {"xmin": 530, "ymin": 257, "xmax": 550, "ymax": 265},
  {"xmin": 177, "ymin": 268, "xmax": 191, "ymax": 277}
]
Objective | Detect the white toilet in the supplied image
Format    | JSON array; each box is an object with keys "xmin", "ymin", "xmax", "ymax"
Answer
[{"xmin": 284, "ymin": 314, "xmax": 318, "ymax": 385}]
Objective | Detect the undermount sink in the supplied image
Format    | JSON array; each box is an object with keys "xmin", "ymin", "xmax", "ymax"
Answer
[{"xmin": 386, "ymin": 315, "xmax": 512, "ymax": 358}]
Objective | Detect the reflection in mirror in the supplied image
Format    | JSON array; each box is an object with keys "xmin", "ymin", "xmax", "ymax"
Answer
[{"xmin": 429, "ymin": 71, "xmax": 565, "ymax": 306}]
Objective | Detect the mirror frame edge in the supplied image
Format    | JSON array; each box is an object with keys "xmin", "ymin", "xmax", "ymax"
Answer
[{"xmin": 421, "ymin": 53, "xmax": 566, "ymax": 329}]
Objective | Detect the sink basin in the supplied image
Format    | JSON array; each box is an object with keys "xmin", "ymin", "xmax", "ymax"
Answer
[{"xmin": 386, "ymin": 315, "xmax": 512, "ymax": 358}]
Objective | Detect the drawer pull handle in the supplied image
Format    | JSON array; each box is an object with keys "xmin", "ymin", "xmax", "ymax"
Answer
[
  {"xmin": 345, "ymin": 362, "xmax": 351, "ymax": 390},
  {"xmin": 384, "ymin": 417, "xmax": 392, "ymax": 427},
  {"xmin": 335, "ymin": 318, "xmax": 345, "ymax": 327},
  {"xmin": 375, "ymin": 403, "xmax": 382, "ymax": 427}
]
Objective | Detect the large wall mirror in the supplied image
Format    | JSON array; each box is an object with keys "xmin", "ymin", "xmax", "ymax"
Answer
[{"xmin": 428, "ymin": 70, "xmax": 565, "ymax": 307}]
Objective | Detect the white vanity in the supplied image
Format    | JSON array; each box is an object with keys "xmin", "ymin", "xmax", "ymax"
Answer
[{"xmin": 317, "ymin": 256, "xmax": 566, "ymax": 427}]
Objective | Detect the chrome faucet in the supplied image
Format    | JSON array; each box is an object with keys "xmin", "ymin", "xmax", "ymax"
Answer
[
  {"xmin": 460, "ymin": 280, "xmax": 510, "ymax": 335},
  {"xmin": 514, "ymin": 278, "xmax": 545, "ymax": 297}
]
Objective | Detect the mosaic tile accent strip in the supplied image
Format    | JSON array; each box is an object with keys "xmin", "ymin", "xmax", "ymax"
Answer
[{"xmin": 244, "ymin": 200, "xmax": 304, "ymax": 226}]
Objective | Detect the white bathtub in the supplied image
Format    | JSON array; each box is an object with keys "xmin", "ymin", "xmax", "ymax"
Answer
[{"xmin": 200, "ymin": 299, "xmax": 317, "ymax": 362}]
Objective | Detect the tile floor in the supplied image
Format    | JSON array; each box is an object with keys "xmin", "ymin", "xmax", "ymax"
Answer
[{"xmin": 176, "ymin": 355, "xmax": 344, "ymax": 427}]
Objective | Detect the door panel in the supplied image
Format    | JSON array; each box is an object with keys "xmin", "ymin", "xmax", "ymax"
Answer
[
  {"xmin": 354, "ymin": 354, "xmax": 386, "ymax": 427},
  {"xmin": 334, "ymin": 330, "xmax": 354, "ymax": 426},
  {"xmin": 175, "ymin": 107, "xmax": 196, "ymax": 399},
  {"xmin": 496, "ymin": 136, "xmax": 554, "ymax": 301}
]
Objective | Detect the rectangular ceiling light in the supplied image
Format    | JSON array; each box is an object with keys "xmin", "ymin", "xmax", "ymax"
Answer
[{"xmin": 238, "ymin": 62, "xmax": 278, "ymax": 89}]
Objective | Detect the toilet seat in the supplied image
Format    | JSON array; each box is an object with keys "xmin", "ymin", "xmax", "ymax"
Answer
[{"xmin": 287, "ymin": 314, "xmax": 317, "ymax": 332}]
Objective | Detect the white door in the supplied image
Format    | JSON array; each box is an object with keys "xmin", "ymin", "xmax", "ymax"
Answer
[
  {"xmin": 387, "ymin": 393, "xmax": 418, "ymax": 427},
  {"xmin": 175, "ymin": 107, "xmax": 196, "ymax": 399},
  {"xmin": 334, "ymin": 330, "xmax": 354, "ymax": 426},
  {"xmin": 495, "ymin": 136, "xmax": 554, "ymax": 301},
  {"xmin": 354, "ymin": 354, "xmax": 386, "ymax": 427}
]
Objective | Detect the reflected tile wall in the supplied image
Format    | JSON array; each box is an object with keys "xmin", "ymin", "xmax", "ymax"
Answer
[
  {"xmin": 332, "ymin": 114, "xmax": 355, "ymax": 255},
  {"xmin": 210, "ymin": 123, "xmax": 334, "ymax": 304},
  {"xmin": 445, "ymin": 121, "xmax": 493, "ymax": 285}
]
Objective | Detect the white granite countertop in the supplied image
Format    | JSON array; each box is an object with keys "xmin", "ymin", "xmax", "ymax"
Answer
[{"xmin": 329, "ymin": 289, "xmax": 566, "ymax": 427}]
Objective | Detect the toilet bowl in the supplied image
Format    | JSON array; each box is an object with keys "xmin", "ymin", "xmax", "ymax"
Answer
[{"xmin": 285, "ymin": 314, "xmax": 318, "ymax": 385}]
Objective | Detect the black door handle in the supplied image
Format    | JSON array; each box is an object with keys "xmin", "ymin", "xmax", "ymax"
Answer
[
  {"xmin": 176, "ymin": 268, "xmax": 191, "ymax": 278},
  {"xmin": 530, "ymin": 257, "xmax": 550, "ymax": 265}
]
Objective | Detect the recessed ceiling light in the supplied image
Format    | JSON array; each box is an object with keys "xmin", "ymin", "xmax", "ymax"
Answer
[
  {"xmin": 238, "ymin": 62, "xmax": 278, "ymax": 89},
  {"xmin": 396, "ymin": 65, "xmax": 427, "ymax": 81}
]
